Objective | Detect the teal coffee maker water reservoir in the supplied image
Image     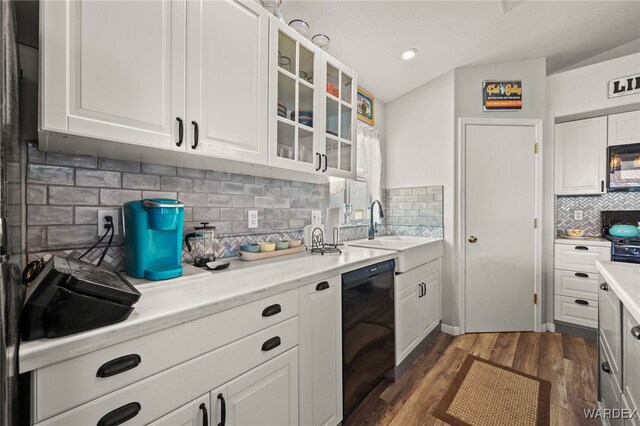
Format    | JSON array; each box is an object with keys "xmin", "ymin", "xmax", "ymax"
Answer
[{"xmin": 124, "ymin": 199, "xmax": 184, "ymax": 280}]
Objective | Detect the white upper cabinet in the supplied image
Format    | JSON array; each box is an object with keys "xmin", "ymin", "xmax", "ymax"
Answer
[
  {"xmin": 268, "ymin": 17, "xmax": 322, "ymax": 174},
  {"xmin": 41, "ymin": 0, "xmax": 186, "ymax": 151},
  {"xmin": 608, "ymin": 110, "xmax": 640, "ymax": 146},
  {"xmin": 187, "ymin": 0, "xmax": 269, "ymax": 164},
  {"xmin": 554, "ymin": 117, "xmax": 608, "ymax": 195},
  {"xmin": 321, "ymin": 55, "xmax": 357, "ymax": 179}
]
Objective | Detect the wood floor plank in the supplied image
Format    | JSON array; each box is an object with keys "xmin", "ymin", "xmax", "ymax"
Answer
[
  {"xmin": 551, "ymin": 404, "xmax": 570, "ymax": 426},
  {"xmin": 489, "ymin": 332, "xmax": 520, "ymax": 367},
  {"xmin": 538, "ymin": 333, "xmax": 568, "ymax": 408},
  {"xmin": 452, "ymin": 332, "xmax": 478, "ymax": 350},
  {"xmin": 583, "ymin": 338, "xmax": 598, "ymax": 387},
  {"xmin": 469, "ymin": 332, "xmax": 499, "ymax": 359},
  {"xmin": 563, "ymin": 334, "xmax": 590, "ymax": 366},
  {"xmin": 564, "ymin": 358, "xmax": 598, "ymax": 426},
  {"xmin": 512, "ymin": 332, "xmax": 541, "ymax": 375}
]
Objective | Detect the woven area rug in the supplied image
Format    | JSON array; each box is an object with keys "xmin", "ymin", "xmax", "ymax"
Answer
[{"xmin": 433, "ymin": 355, "xmax": 551, "ymax": 426}]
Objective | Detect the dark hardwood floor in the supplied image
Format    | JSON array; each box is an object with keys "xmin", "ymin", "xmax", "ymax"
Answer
[{"xmin": 344, "ymin": 332, "xmax": 598, "ymax": 426}]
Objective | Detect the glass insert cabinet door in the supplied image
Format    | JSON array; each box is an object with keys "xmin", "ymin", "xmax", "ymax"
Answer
[
  {"xmin": 269, "ymin": 17, "xmax": 321, "ymax": 173},
  {"xmin": 323, "ymin": 57, "xmax": 356, "ymax": 178}
]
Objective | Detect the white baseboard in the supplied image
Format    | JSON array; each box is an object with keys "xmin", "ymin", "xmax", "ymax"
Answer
[
  {"xmin": 543, "ymin": 322, "xmax": 556, "ymax": 332},
  {"xmin": 441, "ymin": 323, "xmax": 461, "ymax": 336}
]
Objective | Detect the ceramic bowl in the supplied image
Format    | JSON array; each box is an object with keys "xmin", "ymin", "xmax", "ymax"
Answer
[
  {"xmin": 289, "ymin": 19, "xmax": 309, "ymax": 37},
  {"xmin": 275, "ymin": 240, "xmax": 290, "ymax": 250},
  {"xmin": 239, "ymin": 243, "xmax": 260, "ymax": 253},
  {"xmin": 311, "ymin": 34, "xmax": 330, "ymax": 51},
  {"xmin": 566, "ymin": 229, "xmax": 585, "ymax": 237},
  {"xmin": 258, "ymin": 241, "xmax": 276, "ymax": 252},
  {"xmin": 289, "ymin": 239, "xmax": 302, "ymax": 248}
]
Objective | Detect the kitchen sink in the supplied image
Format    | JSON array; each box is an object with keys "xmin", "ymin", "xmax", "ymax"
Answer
[{"xmin": 347, "ymin": 236, "xmax": 443, "ymax": 273}]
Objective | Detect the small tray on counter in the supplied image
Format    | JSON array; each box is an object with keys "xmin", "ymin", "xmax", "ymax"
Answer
[{"xmin": 236, "ymin": 245, "xmax": 305, "ymax": 261}]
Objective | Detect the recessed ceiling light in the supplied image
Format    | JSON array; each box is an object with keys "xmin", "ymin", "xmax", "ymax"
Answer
[{"xmin": 402, "ymin": 48, "xmax": 417, "ymax": 61}]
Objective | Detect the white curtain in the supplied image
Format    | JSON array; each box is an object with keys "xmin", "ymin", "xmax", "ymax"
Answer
[{"xmin": 357, "ymin": 122, "xmax": 382, "ymax": 202}]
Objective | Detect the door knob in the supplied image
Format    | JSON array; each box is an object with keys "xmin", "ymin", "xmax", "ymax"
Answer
[{"xmin": 468, "ymin": 236, "xmax": 478, "ymax": 243}]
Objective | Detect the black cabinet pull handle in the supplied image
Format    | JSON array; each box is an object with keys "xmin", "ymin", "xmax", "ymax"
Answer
[
  {"xmin": 574, "ymin": 299, "xmax": 589, "ymax": 305},
  {"xmin": 632, "ymin": 326, "xmax": 640, "ymax": 340},
  {"xmin": 316, "ymin": 281, "xmax": 329, "ymax": 291},
  {"xmin": 575, "ymin": 272, "xmax": 589, "ymax": 278},
  {"xmin": 601, "ymin": 361, "xmax": 611, "ymax": 374},
  {"xmin": 418, "ymin": 283, "xmax": 422, "ymax": 297},
  {"xmin": 176, "ymin": 117, "xmax": 184, "ymax": 147},
  {"xmin": 217, "ymin": 394, "xmax": 226, "ymax": 426},
  {"xmin": 574, "ymin": 246, "xmax": 589, "ymax": 250},
  {"xmin": 600, "ymin": 283, "xmax": 609, "ymax": 291},
  {"xmin": 192, "ymin": 121, "xmax": 199, "ymax": 149},
  {"xmin": 315, "ymin": 153, "xmax": 322, "ymax": 171},
  {"xmin": 601, "ymin": 180, "xmax": 605, "ymax": 192},
  {"xmin": 199, "ymin": 403, "xmax": 209, "ymax": 426},
  {"xmin": 96, "ymin": 354, "xmax": 141, "ymax": 378},
  {"xmin": 322, "ymin": 154, "xmax": 328, "ymax": 172},
  {"xmin": 97, "ymin": 402, "xmax": 141, "ymax": 426},
  {"xmin": 262, "ymin": 304, "xmax": 281, "ymax": 317},
  {"xmin": 261, "ymin": 336, "xmax": 281, "ymax": 352}
]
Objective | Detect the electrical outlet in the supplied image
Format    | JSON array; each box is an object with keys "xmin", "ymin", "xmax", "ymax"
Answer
[
  {"xmin": 248, "ymin": 210, "xmax": 258, "ymax": 229},
  {"xmin": 311, "ymin": 210, "xmax": 322, "ymax": 225},
  {"xmin": 98, "ymin": 209, "xmax": 119, "ymax": 236},
  {"xmin": 574, "ymin": 210, "xmax": 584, "ymax": 221}
]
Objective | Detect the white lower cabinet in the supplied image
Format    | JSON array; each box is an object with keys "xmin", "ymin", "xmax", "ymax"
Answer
[
  {"xmin": 149, "ymin": 394, "xmax": 210, "ymax": 426},
  {"xmin": 394, "ymin": 259, "xmax": 441, "ymax": 366},
  {"xmin": 211, "ymin": 349, "xmax": 299, "ymax": 426},
  {"xmin": 298, "ymin": 277, "xmax": 342, "ymax": 426}
]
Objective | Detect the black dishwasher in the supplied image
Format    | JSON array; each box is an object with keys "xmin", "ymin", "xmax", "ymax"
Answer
[{"xmin": 342, "ymin": 259, "xmax": 395, "ymax": 418}]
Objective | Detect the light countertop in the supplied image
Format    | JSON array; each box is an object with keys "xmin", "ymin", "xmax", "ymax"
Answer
[
  {"xmin": 596, "ymin": 260, "xmax": 640, "ymax": 324},
  {"xmin": 19, "ymin": 246, "xmax": 399, "ymax": 373},
  {"xmin": 555, "ymin": 236, "xmax": 611, "ymax": 247}
]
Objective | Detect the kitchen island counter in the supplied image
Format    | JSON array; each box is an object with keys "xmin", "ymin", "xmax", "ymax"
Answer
[{"xmin": 596, "ymin": 260, "xmax": 640, "ymax": 324}]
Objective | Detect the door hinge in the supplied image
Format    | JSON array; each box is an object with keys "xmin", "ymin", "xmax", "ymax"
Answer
[
  {"xmin": 534, "ymin": 143, "xmax": 539, "ymax": 154},
  {"xmin": 533, "ymin": 293, "xmax": 538, "ymax": 305},
  {"xmin": 534, "ymin": 218, "xmax": 538, "ymax": 229}
]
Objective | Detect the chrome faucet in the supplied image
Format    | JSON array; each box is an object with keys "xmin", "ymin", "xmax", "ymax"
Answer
[{"xmin": 368, "ymin": 200, "xmax": 385, "ymax": 240}]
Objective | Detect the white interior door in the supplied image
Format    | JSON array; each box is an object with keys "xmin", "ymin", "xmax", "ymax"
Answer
[{"xmin": 464, "ymin": 123, "xmax": 537, "ymax": 332}]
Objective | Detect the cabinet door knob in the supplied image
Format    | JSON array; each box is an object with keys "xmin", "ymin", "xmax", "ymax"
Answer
[
  {"xmin": 316, "ymin": 281, "xmax": 329, "ymax": 291},
  {"xmin": 96, "ymin": 354, "xmax": 141, "ymax": 378},
  {"xmin": 575, "ymin": 272, "xmax": 589, "ymax": 278},
  {"xmin": 601, "ymin": 361, "xmax": 611, "ymax": 374},
  {"xmin": 261, "ymin": 304, "xmax": 281, "ymax": 317},
  {"xmin": 599, "ymin": 283, "xmax": 609, "ymax": 291},
  {"xmin": 199, "ymin": 403, "xmax": 209, "ymax": 426},
  {"xmin": 632, "ymin": 326, "xmax": 640, "ymax": 340},
  {"xmin": 217, "ymin": 394, "xmax": 226, "ymax": 426},
  {"xmin": 261, "ymin": 336, "xmax": 281, "ymax": 352},
  {"xmin": 468, "ymin": 236, "xmax": 478, "ymax": 243},
  {"xmin": 192, "ymin": 121, "xmax": 199, "ymax": 149},
  {"xmin": 176, "ymin": 117, "xmax": 184, "ymax": 147},
  {"xmin": 97, "ymin": 402, "xmax": 141, "ymax": 426}
]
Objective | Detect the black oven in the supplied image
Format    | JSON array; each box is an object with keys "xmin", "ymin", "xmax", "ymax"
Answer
[{"xmin": 607, "ymin": 143, "xmax": 640, "ymax": 191}]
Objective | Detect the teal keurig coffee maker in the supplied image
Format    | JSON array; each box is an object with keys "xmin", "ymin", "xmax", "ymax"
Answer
[{"xmin": 124, "ymin": 199, "xmax": 184, "ymax": 280}]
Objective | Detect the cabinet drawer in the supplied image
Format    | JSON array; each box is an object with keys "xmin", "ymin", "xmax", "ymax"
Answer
[
  {"xmin": 395, "ymin": 259, "xmax": 439, "ymax": 294},
  {"xmin": 36, "ymin": 317, "xmax": 299, "ymax": 426},
  {"xmin": 35, "ymin": 289, "xmax": 299, "ymax": 421},
  {"xmin": 554, "ymin": 295, "xmax": 598, "ymax": 328},
  {"xmin": 554, "ymin": 244, "xmax": 610, "ymax": 273},
  {"xmin": 554, "ymin": 270, "xmax": 599, "ymax": 300}
]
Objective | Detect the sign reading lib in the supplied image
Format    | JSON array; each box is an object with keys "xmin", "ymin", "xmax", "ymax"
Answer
[
  {"xmin": 608, "ymin": 74, "xmax": 640, "ymax": 98},
  {"xmin": 482, "ymin": 81, "xmax": 523, "ymax": 111}
]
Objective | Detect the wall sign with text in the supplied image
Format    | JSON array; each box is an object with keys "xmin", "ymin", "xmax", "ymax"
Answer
[
  {"xmin": 482, "ymin": 81, "xmax": 523, "ymax": 111},
  {"xmin": 608, "ymin": 74, "xmax": 640, "ymax": 98}
]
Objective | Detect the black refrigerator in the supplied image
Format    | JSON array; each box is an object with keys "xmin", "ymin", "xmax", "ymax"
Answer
[{"xmin": 1, "ymin": 1, "xmax": 26, "ymax": 425}]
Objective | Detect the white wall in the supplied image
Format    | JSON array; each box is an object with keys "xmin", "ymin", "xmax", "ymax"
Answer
[{"xmin": 385, "ymin": 70, "xmax": 456, "ymax": 324}]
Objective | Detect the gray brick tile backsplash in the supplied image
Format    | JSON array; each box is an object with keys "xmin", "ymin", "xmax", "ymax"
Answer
[
  {"xmin": 76, "ymin": 169, "xmax": 121, "ymax": 188},
  {"xmin": 25, "ymin": 141, "xmax": 332, "ymax": 260},
  {"xmin": 123, "ymin": 173, "xmax": 161, "ymax": 190},
  {"xmin": 383, "ymin": 185, "xmax": 444, "ymax": 233},
  {"xmin": 49, "ymin": 187, "xmax": 100, "ymax": 206},
  {"xmin": 28, "ymin": 164, "xmax": 74, "ymax": 185}
]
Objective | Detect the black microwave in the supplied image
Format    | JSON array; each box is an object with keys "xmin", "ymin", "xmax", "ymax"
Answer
[{"xmin": 608, "ymin": 143, "xmax": 640, "ymax": 191}]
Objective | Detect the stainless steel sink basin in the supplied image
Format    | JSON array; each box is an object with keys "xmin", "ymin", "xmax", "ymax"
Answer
[{"xmin": 347, "ymin": 236, "xmax": 443, "ymax": 272}]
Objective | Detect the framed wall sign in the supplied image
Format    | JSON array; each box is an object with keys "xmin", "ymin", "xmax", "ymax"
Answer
[
  {"xmin": 482, "ymin": 81, "xmax": 523, "ymax": 111},
  {"xmin": 357, "ymin": 87, "xmax": 375, "ymax": 125},
  {"xmin": 608, "ymin": 74, "xmax": 640, "ymax": 98}
]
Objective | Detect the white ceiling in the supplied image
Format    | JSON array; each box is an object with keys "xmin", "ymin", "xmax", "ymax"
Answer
[{"xmin": 280, "ymin": 1, "xmax": 640, "ymax": 103}]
